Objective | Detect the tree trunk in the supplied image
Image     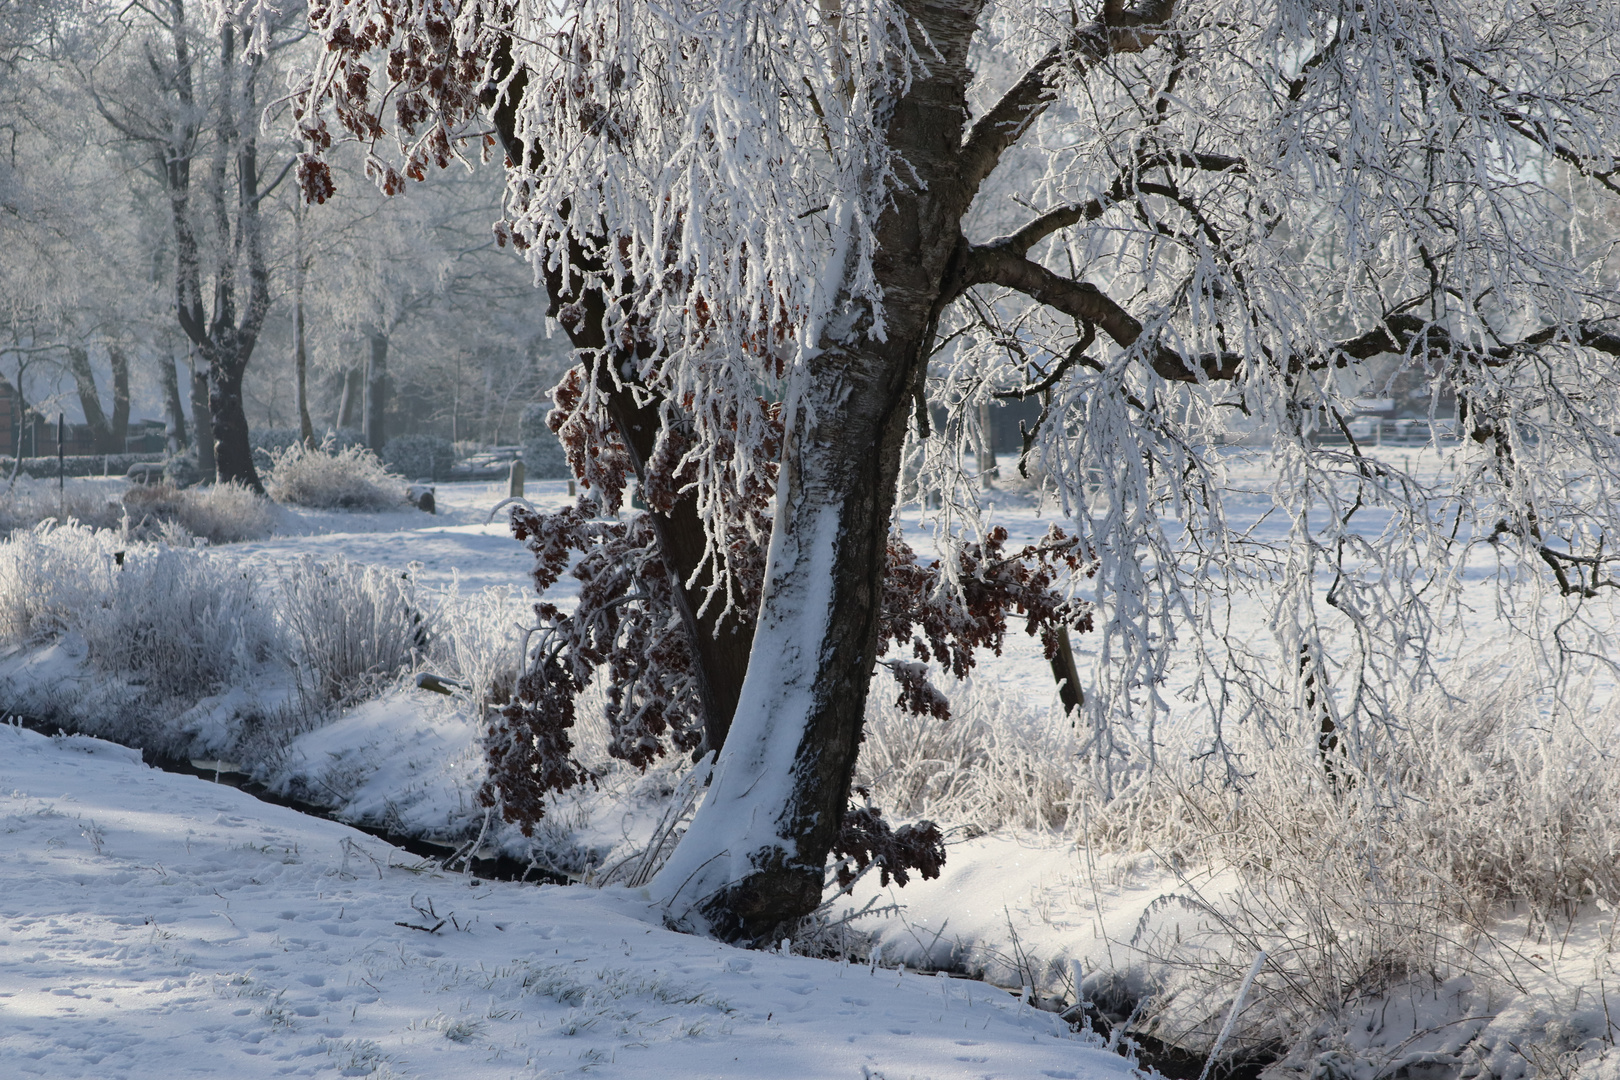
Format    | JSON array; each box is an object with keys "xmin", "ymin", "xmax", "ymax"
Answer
[
  {"xmin": 648, "ymin": 0, "xmax": 984, "ymax": 942},
  {"xmin": 190, "ymin": 358, "xmax": 214, "ymax": 478},
  {"xmin": 67, "ymin": 347, "xmax": 113, "ymax": 453},
  {"xmin": 363, "ymin": 330, "xmax": 388, "ymax": 453},
  {"xmin": 210, "ymin": 350, "xmax": 261, "ymax": 491},
  {"xmin": 294, "ymin": 301, "xmax": 314, "ymax": 448},
  {"xmin": 109, "ymin": 347, "xmax": 130, "ymax": 450},
  {"xmin": 293, "ymin": 203, "xmax": 316, "ymax": 448},
  {"xmin": 161, "ymin": 353, "xmax": 189, "ymax": 452},
  {"xmin": 335, "ymin": 364, "xmax": 361, "ymax": 430}
]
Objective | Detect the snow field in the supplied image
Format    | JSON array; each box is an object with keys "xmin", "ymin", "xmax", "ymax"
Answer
[
  {"xmin": 0, "ymin": 723, "xmax": 1137, "ymax": 1080},
  {"xmin": 5, "ymin": 461, "xmax": 1620, "ymax": 1078}
]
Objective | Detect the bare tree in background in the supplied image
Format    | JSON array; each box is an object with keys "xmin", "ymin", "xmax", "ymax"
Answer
[{"xmin": 93, "ymin": 0, "xmax": 300, "ymax": 489}]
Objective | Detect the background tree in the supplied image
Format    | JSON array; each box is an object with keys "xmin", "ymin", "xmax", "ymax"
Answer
[
  {"xmin": 272, "ymin": 0, "xmax": 1620, "ymax": 943},
  {"xmin": 90, "ymin": 0, "xmax": 304, "ymax": 489},
  {"xmin": 270, "ymin": 140, "xmax": 556, "ymax": 448},
  {"xmin": 0, "ymin": 1, "xmax": 165, "ymax": 464}
]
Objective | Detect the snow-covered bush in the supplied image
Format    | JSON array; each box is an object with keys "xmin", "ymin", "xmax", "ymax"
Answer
[
  {"xmin": 265, "ymin": 442, "xmax": 403, "ymax": 510},
  {"xmin": 161, "ymin": 452, "xmax": 203, "ymax": 488},
  {"xmin": 426, "ymin": 582, "xmax": 526, "ymax": 710},
  {"xmin": 79, "ymin": 545, "xmax": 279, "ymax": 700},
  {"xmin": 0, "ymin": 523, "xmax": 282, "ymax": 755},
  {"xmin": 0, "ymin": 522, "xmax": 122, "ymax": 642},
  {"xmin": 0, "ymin": 480, "xmax": 124, "ymax": 535},
  {"xmin": 858, "ymin": 679, "xmax": 1084, "ymax": 834},
  {"xmin": 122, "ymin": 482, "xmax": 276, "ymax": 544},
  {"xmin": 279, "ymin": 556, "xmax": 428, "ymax": 705},
  {"xmin": 382, "ymin": 434, "xmax": 454, "ymax": 482},
  {"xmin": 861, "ymin": 666, "xmax": 1620, "ymax": 1069}
]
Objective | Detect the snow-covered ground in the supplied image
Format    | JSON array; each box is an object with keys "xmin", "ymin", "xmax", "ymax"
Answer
[
  {"xmin": 236, "ymin": 480, "xmax": 576, "ymax": 592},
  {"xmin": 0, "ymin": 722, "xmax": 1133, "ymax": 1080},
  {"xmin": 5, "ymin": 459, "xmax": 1620, "ymax": 1078}
]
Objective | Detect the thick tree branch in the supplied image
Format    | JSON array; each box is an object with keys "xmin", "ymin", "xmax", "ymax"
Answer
[
  {"xmin": 977, "ymin": 150, "xmax": 1242, "ymax": 260},
  {"xmin": 964, "ymin": 243, "xmax": 1240, "ymax": 382},
  {"xmin": 990, "ymin": 179, "xmax": 1130, "ymax": 256},
  {"xmin": 965, "ymin": 245, "xmax": 1619, "ymax": 387},
  {"xmin": 957, "ymin": 0, "xmax": 1177, "ymax": 203},
  {"xmin": 481, "ymin": 32, "xmax": 753, "ymax": 756}
]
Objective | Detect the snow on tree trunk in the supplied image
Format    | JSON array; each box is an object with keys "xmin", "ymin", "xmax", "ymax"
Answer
[{"xmin": 649, "ymin": 0, "xmax": 984, "ymax": 941}]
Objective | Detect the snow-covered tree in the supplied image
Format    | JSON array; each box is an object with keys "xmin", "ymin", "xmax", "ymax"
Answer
[
  {"xmin": 89, "ymin": 0, "xmax": 310, "ymax": 490},
  {"xmin": 0, "ymin": 3, "xmax": 177, "ymax": 462},
  {"xmin": 258, "ymin": 0, "xmax": 1620, "ymax": 941}
]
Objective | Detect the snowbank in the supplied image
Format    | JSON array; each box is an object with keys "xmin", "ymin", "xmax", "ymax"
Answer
[{"xmin": 0, "ymin": 722, "xmax": 1136, "ymax": 1080}]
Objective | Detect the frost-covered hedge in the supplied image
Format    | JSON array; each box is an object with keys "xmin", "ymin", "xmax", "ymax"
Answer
[
  {"xmin": 122, "ymin": 482, "xmax": 277, "ymax": 544},
  {"xmin": 0, "ymin": 452, "xmax": 164, "ymax": 480},
  {"xmin": 265, "ymin": 442, "xmax": 404, "ymax": 510},
  {"xmin": 0, "ymin": 480, "xmax": 125, "ymax": 534}
]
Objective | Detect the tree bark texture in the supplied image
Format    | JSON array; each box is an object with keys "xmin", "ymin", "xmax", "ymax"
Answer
[
  {"xmin": 190, "ymin": 362, "xmax": 214, "ymax": 477},
  {"xmin": 209, "ymin": 348, "xmax": 258, "ymax": 489},
  {"xmin": 363, "ymin": 330, "xmax": 389, "ymax": 452},
  {"xmin": 161, "ymin": 353, "xmax": 189, "ymax": 452},
  {"xmin": 649, "ymin": 0, "xmax": 988, "ymax": 943}
]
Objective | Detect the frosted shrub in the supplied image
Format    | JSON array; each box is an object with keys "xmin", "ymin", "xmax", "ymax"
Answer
[
  {"xmin": 0, "ymin": 522, "xmax": 121, "ymax": 643},
  {"xmin": 0, "ymin": 480, "xmax": 124, "ymax": 535},
  {"xmin": 857, "ymin": 678, "xmax": 1090, "ymax": 833},
  {"xmin": 78, "ymin": 545, "xmax": 279, "ymax": 699},
  {"xmin": 265, "ymin": 442, "xmax": 403, "ymax": 510},
  {"xmin": 426, "ymin": 582, "xmax": 526, "ymax": 710},
  {"xmin": 122, "ymin": 482, "xmax": 277, "ymax": 543},
  {"xmin": 279, "ymin": 556, "xmax": 427, "ymax": 705},
  {"xmin": 877, "ymin": 667, "xmax": 1620, "ymax": 1068},
  {"xmin": 0, "ymin": 524, "xmax": 280, "ymax": 756}
]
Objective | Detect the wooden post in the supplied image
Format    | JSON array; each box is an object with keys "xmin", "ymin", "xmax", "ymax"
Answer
[{"xmin": 508, "ymin": 458, "xmax": 525, "ymax": 498}]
